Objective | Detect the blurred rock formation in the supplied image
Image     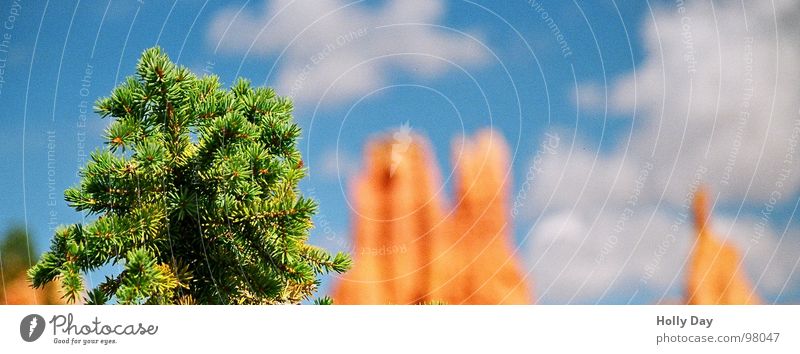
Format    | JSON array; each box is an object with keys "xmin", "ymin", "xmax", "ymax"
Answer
[
  {"xmin": 686, "ymin": 187, "xmax": 761, "ymax": 304},
  {"xmin": 0, "ymin": 226, "xmax": 64, "ymax": 305},
  {"xmin": 333, "ymin": 130, "xmax": 532, "ymax": 304}
]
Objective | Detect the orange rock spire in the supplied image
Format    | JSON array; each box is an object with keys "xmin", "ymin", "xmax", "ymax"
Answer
[
  {"xmin": 443, "ymin": 130, "xmax": 531, "ymax": 304},
  {"xmin": 686, "ymin": 186, "xmax": 761, "ymax": 304},
  {"xmin": 332, "ymin": 133, "xmax": 449, "ymax": 304},
  {"xmin": 332, "ymin": 129, "xmax": 531, "ymax": 304},
  {"xmin": 1, "ymin": 277, "xmax": 63, "ymax": 305},
  {"xmin": 0, "ymin": 228, "xmax": 65, "ymax": 305}
]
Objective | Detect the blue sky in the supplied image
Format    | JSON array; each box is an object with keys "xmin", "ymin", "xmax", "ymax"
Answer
[{"xmin": 2, "ymin": 0, "xmax": 799, "ymax": 304}]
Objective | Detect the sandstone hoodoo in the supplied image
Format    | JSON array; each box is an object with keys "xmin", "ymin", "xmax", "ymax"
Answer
[
  {"xmin": 333, "ymin": 129, "xmax": 532, "ymax": 304},
  {"xmin": 686, "ymin": 187, "xmax": 761, "ymax": 304}
]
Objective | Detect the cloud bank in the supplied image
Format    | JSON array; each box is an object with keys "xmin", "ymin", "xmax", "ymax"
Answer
[
  {"xmin": 527, "ymin": 0, "xmax": 800, "ymax": 304},
  {"xmin": 208, "ymin": 0, "xmax": 487, "ymax": 106}
]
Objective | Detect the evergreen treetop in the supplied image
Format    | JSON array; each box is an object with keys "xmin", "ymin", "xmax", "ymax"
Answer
[{"xmin": 28, "ymin": 47, "xmax": 350, "ymax": 304}]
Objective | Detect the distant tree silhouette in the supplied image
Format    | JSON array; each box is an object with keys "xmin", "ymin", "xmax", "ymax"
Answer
[{"xmin": 1, "ymin": 226, "xmax": 63, "ymax": 304}]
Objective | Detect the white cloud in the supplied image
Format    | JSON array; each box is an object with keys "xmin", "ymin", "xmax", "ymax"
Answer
[
  {"xmin": 527, "ymin": 141, "xmax": 646, "ymax": 215},
  {"xmin": 525, "ymin": 0, "xmax": 800, "ymax": 304},
  {"xmin": 526, "ymin": 146, "xmax": 800, "ymax": 304},
  {"xmin": 611, "ymin": 0, "xmax": 800, "ymax": 204},
  {"xmin": 314, "ymin": 147, "xmax": 359, "ymax": 182},
  {"xmin": 526, "ymin": 147, "xmax": 691, "ymax": 304},
  {"xmin": 572, "ymin": 82, "xmax": 606, "ymax": 114},
  {"xmin": 528, "ymin": 206, "xmax": 689, "ymax": 304},
  {"xmin": 716, "ymin": 216, "xmax": 800, "ymax": 301},
  {"xmin": 208, "ymin": 0, "xmax": 488, "ymax": 105},
  {"xmin": 528, "ymin": 206, "xmax": 800, "ymax": 304}
]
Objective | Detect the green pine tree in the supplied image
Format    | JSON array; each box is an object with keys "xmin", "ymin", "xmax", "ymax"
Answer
[{"xmin": 28, "ymin": 47, "xmax": 350, "ymax": 305}]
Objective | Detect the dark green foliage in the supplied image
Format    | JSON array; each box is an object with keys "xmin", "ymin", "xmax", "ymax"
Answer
[
  {"xmin": 313, "ymin": 296, "xmax": 334, "ymax": 305},
  {"xmin": 1, "ymin": 226, "xmax": 36, "ymax": 282},
  {"xmin": 28, "ymin": 47, "xmax": 351, "ymax": 304}
]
